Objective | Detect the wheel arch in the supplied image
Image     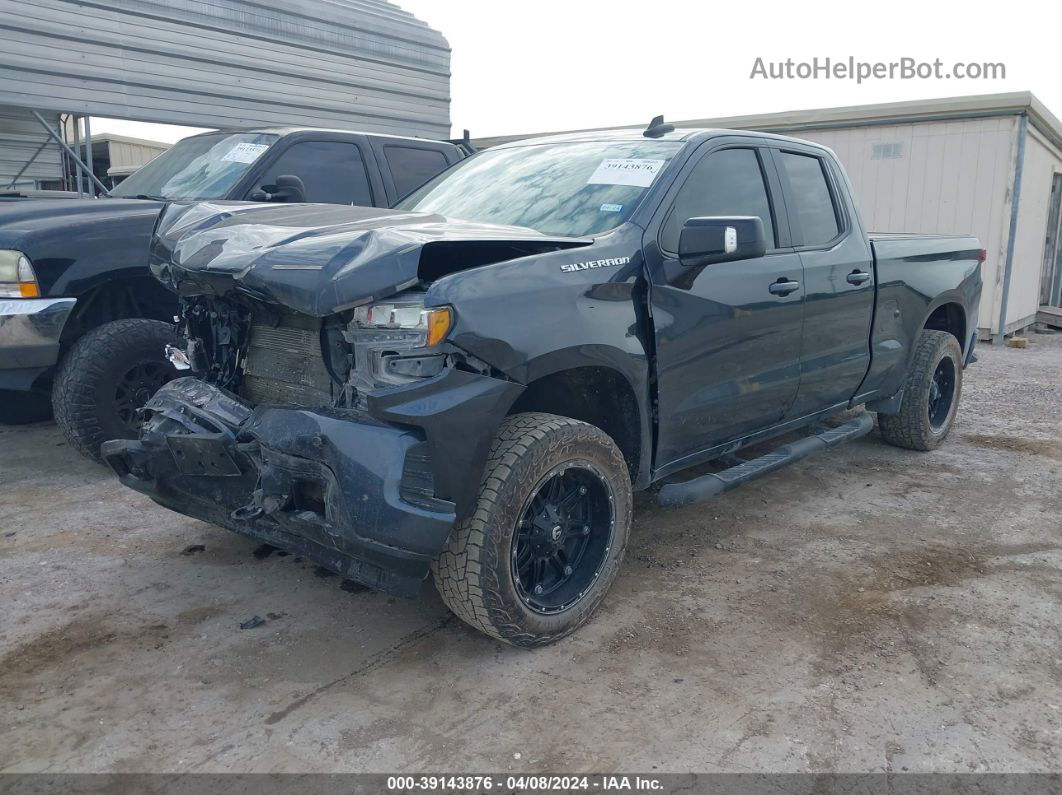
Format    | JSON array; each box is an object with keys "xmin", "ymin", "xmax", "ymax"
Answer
[
  {"xmin": 59, "ymin": 274, "xmax": 177, "ymax": 348},
  {"xmin": 508, "ymin": 358, "xmax": 650, "ymax": 488},
  {"xmin": 921, "ymin": 298, "xmax": 968, "ymax": 353}
]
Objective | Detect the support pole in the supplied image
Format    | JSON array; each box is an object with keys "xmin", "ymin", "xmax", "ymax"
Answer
[
  {"xmin": 84, "ymin": 115, "xmax": 96, "ymax": 196},
  {"xmin": 71, "ymin": 114, "xmax": 82, "ymax": 197},
  {"xmin": 30, "ymin": 110, "xmax": 110, "ymax": 196}
]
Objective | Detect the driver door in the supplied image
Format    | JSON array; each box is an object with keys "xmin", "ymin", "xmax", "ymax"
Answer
[{"xmin": 645, "ymin": 143, "xmax": 805, "ymax": 473}]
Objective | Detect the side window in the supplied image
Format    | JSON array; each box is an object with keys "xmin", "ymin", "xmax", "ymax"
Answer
[
  {"xmin": 257, "ymin": 141, "xmax": 373, "ymax": 205},
  {"xmin": 660, "ymin": 148, "xmax": 775, "ymax": 253},
  {"xmin": 779, "ymin": 152, "xmax": 840, "ymax": 246},
  {"xmin": 385, "ymin": 146, "xmax": 450, "ymax": 197}
]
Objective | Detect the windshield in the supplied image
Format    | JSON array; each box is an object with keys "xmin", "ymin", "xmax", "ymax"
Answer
[
  {"xmin": 394, "ymin": 140, "xmax": 682, "ymax": 237},
  {"xmin": 111, "ymin": 132, "xmax": 279, "ymax": 200}
]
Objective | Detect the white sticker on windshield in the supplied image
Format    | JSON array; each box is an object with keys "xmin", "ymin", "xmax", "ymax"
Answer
[
  {"xmin": 600, "ymin": 203, "xmax": 623, "ymax": 213},
  {"xmin": 221, "ymin": 142, "xmax": 270, "ymax": 164},
  {"xmin": 587, "ymin": 158, "xmax": 665, "ymax": 188}
]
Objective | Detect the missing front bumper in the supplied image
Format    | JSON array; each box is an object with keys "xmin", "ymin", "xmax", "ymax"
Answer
[{"xmin": 101, "ymin": 378, "xmax": 456, "ymax": 597}]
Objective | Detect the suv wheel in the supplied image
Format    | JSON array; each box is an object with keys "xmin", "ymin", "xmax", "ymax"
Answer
[
  {"xmin": 53, "ymin": 319, "xmax": 179, "ymax": 462},
  {"xmin": 432, "ymin": 412, "xmax": 632, "ymax": 647},
  {"xmin": 878, "ymin": 329, "xmax": 964, "ymax": 451}
]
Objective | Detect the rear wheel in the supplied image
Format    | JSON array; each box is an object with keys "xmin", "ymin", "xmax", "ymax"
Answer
[
  {"xmin": 53, "ymin": 319, "xmax": 179, "ymax": 462},
  {"xmin": 878, "ymin": 329, "xmax": 963, "ymax": 451},
  {"xmin": 432, "ymin": 412, "xmax": 632, "ymax": 647}
]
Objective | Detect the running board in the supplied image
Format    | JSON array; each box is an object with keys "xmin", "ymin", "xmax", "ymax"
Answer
[{"xmin": 657, "ymin": 413, "xmax": 875, "ymax": 508}]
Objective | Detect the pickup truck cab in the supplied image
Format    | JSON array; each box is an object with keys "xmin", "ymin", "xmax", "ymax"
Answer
[
  {"xmin": 103, "ymin": 121, "xmax": 982, "ymax": 647},
  {"xmin": 0, "ymin": 127, "xmax": 464, "ymax": 458}
]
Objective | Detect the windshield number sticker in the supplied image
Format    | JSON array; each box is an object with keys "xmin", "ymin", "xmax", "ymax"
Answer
[
  {"xmin": 560, "ymin": 256, "xmax": 631, "ymax": 274},
  {"xmin": 587, "ymin": 158, "xmax": 665, "ymax": 188},
  {"xmin": 600, "ymin": 203, "xmax": 623, "ymax": 213},
  {"xmin": 221, "ymin": 142, "xmax": 270, "ymax": 164}
]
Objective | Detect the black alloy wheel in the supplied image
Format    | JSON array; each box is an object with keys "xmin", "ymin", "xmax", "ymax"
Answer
[
  {"xmin": 114, "ymin": 360, "xmax": 172, "ymax": 431},
  {"xmin": 927, "ymin": 357, "xmax": 956, "ymax": 432},
  {"xmin": 512, "ymin": 462, "xmax": 615, "ymax": 614}
]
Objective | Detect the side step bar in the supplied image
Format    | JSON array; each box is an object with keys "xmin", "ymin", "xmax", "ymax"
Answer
[{"xmin": 657, "ymin": 413, "xmax": 875, "ymax": 508}]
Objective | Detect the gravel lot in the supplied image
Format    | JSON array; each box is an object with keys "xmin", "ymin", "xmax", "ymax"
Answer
[{"xmin": 2, "ymin": 333, "xmax": 1061, "ymax": 774}]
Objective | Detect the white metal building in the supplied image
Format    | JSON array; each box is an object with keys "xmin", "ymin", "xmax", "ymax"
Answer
[
  {"xmin": 479, "ymin": 93, "xmax": 1062, "ymax": 340},
  {"xmin": 83, "ymin": 133, "xmax": 171, "ymax": 187}
]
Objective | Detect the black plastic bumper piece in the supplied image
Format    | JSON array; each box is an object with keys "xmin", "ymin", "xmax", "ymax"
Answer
[
  {"xmin": 658, "ymin": 412, "xmax": 875, "ymax": 508},
  {"xmin": 101, "ymin": 378, "xmax": 457, "ymax": 597}
]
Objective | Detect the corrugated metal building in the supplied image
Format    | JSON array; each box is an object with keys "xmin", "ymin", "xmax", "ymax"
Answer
[
  {"xmin": 479, "ymin": 93, "xmax": 1062, "ymax": 340},
  {"xmin": 0, "ymin": 0, "xmax": 451, "ymax": 187},
  {"xmin": 0, "ymin": 107, "xmax": 62, "ymax": 189}
]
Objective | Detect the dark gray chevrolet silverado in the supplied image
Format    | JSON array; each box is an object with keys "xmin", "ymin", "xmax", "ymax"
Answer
[{"xmin": 103, "ymin": 120, "xmax": 983, "ymax": 646}]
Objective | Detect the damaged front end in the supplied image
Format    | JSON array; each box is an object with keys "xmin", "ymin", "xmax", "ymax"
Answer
[{"xmin": 101, "ymin": 203, "xmax": 554, "ymax": 595}]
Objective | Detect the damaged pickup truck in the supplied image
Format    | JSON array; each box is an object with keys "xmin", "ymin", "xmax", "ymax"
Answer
[{"xmin": 103, "ymin": 120, "xmax": 983, "ymax": 646}]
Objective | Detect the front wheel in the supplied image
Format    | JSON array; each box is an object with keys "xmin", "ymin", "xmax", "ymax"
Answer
[
  {"xmin": 878, "ymin": 329, "xmax": 964, "ymax": 451},
  {"xmin": 432, "ymin": 412, "xmax": 633, "ymax": 647},
  {"xmin": 53, "ymin": 318, "xmax": 179, "ymax": 462}
]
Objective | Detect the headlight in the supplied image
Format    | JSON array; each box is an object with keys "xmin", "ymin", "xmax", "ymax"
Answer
[
  {"xmin": 347, "ymin": 294, "xmax": 453, "ymax": 391},
  {"xmin": 0, "ymin": 250, "xmax": 40, "ymax": 298},
  {"xmin": 351, "ymin": 298, "xmax": 453, "ymax": 348}
]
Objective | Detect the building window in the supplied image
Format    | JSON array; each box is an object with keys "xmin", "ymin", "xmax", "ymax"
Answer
[{"xmin": 871, "ymin": 142, "xmax": 904, "ymax": 160}]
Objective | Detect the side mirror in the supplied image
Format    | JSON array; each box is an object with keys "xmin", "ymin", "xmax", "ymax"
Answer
[
  {"xmin": 678, "ymin": 216, "xmax": 767, "ymax": 267},
  {"xmin": 251, "ymin": 174, "xmax": 307, "ymax": 204}
]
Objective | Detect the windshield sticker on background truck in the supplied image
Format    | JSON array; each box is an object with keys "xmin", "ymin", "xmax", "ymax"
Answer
[
  {"xmin": 600, "ymin": 203, "xmax": 623, "ymax": 213},
  {"xmin": 221, "ymin": 143, "xmax": 270, "ymax": 164},
  {"xmin": 560, "ymin": 256, "xmax": 631, "ymax": 273},
  {"xmin": 587, "ymin": 158, "xmax": 665, "ymax": 188}
]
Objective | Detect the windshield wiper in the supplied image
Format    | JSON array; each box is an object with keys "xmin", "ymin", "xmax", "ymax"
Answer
[{"xmin": 132, "ymin": 194, "xmax": 168, "ymax": 202}]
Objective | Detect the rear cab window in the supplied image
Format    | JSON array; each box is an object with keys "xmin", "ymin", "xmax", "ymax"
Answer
[
  {"xmin": 778, "ymin": 152, "xmax": 841, "ymax": 246},
  {"xmin": 385, "ymin": 146, "xmax": 451, "ymax": 198}
]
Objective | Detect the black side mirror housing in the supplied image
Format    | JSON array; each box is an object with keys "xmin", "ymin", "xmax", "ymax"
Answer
[
  {"xmin": 251, "ymin": 174, "xmax": 307, "ymax": 204},
  {"xmin": 678, "ymin": 216, "xmax": 767, "ymax": 267}
]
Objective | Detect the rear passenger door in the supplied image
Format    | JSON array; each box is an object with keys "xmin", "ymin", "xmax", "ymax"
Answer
[
  {"xmin": 646, "ymin": 142, "xmax": 804, "ymax": 472},
  {"xmin": 768, "ymin": 147, "xmax": 874, "ymax": 417}
]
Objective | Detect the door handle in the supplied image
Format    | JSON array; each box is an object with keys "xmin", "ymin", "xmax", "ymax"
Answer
[
  {"xmin": 846, "ymin": 270, "xmax": 872, "ymax": 286},
  {"xmin": 769, "ymin": 278, "xmax": 800, "ymax": 296}
]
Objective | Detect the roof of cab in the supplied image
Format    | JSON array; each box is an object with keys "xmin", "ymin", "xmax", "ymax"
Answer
[
  {"xmin": 186, "ymin": 127, "xmax": 453, "ymax": 144},
  {"xmin": 489, "ymin": 126, "xmax": 826, "ymax": 149}
]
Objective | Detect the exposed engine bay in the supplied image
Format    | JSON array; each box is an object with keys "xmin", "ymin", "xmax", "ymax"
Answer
[{"xmin": 170, "ymin": 290, "xmax": 482, "ymax": 412}]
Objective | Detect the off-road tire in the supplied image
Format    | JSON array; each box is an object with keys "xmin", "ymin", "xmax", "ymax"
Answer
[
  {"xmin": 0, "ymin": 389, "xmax": 54, "ymax": 424},
  {"xmin": 878, "ymin": 329, "xmax": 963, "ymax": 451},
  {"xmin": 432, "ymin": 412, "xmax": 633, "ymax": 647},
  {"xmin": 53, "ymin": 319, "xmax": 178, "ymax": 462}
]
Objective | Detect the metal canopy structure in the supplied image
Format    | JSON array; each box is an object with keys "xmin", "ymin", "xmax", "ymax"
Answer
[{"xmin": 0, "ymin": 0, "xmax": 452, "ymax": 190}]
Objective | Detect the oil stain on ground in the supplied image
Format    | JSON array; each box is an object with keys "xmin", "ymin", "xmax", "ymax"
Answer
[{"xmin": 963, "ymin": 434, "xmax": 1062, "ymax": 461}]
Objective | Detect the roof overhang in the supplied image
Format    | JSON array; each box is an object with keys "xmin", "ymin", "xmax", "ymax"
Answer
[{"xmin": 474, "ymin": 92, "xmax": 1062, "ymax": 153}]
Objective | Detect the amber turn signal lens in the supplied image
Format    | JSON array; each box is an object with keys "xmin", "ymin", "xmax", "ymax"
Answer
[
  {"xmin": 19, "ymin": 283, "xmax": 40, "ymax": 298},
  {"xmin": 425, "ymin": 307, "xmax": 453, "ymax": 347}
]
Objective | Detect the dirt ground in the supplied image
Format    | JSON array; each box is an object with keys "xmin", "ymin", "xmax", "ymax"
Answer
[{"xmin": 2, "ymin": 333, "xmax": 1061, "ymax": 775}]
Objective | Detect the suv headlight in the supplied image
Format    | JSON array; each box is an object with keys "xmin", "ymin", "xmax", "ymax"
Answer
[
  {"xmin": 347, "ymin": 294, "xmax": 453, "ymax": 390},
  {"xmin": 0, "ymin": 250, "xmax": 40, "ymax": 298}
]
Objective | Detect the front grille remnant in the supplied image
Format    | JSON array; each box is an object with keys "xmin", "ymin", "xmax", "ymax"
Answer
[{"xmin": 241, "ymin": 313, "xmax": 334, "ymax": 407}]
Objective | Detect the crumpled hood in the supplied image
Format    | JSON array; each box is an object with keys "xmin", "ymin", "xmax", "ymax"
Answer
[{"xmin": 151, "ymin": 201, "xmax": 591, "ymax": 316}]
